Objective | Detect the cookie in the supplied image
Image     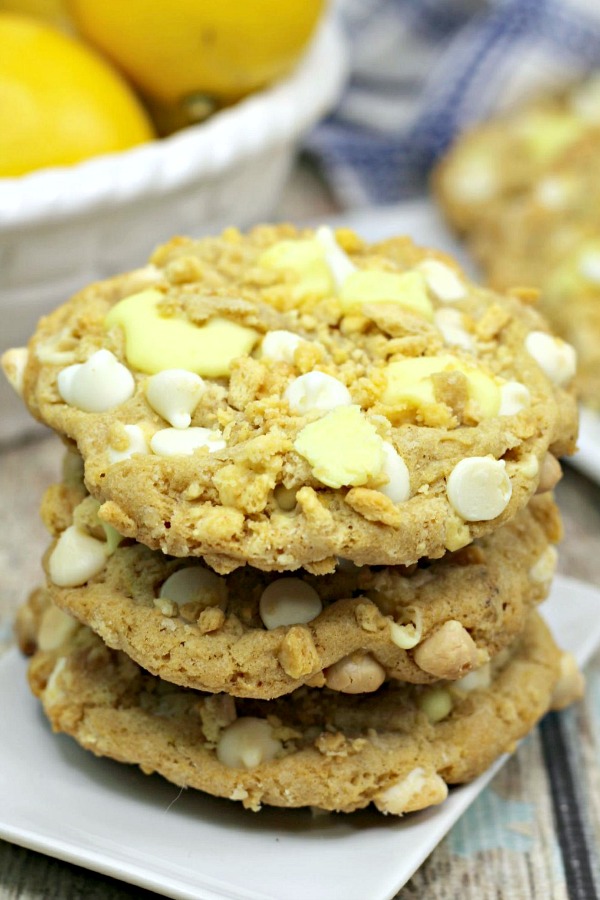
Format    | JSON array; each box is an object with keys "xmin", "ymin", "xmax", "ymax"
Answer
[
  {"xmin": 3, "ymin": 225, "xmax": 577, "ymax": 572},
  {"xmin": 467, "ymin": 133, "xmax": 600, "ymax": 409},
  {"xmin": 433, "ymin": 74, "xmax": 600, "ymax": 233},
  {"xmin": 40, "ymin": 464, "xmax": 562, "ymax": 697},
  {"xmin": 22, "ymin": 590, "xmax": 578, "ymax": 815}
]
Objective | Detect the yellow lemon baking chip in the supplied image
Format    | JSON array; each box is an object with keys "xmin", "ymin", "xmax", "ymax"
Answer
[
  {"xmin": 339, "ymin": 269, "xmax": 434, "ymax": 320},
  {"xmin": 258, "ymin": 239, "xmax": 334, "ymax": 302},
  {"xmin": 104, "ymin": 289, "xmax": 259, "ymax": 377},
  {"xmin": 516, "ymin": 111, "xmax": 585, "ymax": 164},
  {"xmin": 294, "ymin": 405, "xmax": 385, "ymax": 489},
  {"xmin": 383, "ymin": 354, "xmax": 500, "ymax": 419}
]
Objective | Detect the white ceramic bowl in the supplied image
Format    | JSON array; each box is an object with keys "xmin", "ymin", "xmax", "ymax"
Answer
[{"xmin": 0, "ymin": 14, "xmax": 347, "ymax": 443}]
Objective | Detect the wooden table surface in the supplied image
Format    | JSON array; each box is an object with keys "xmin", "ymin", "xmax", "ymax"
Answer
[{"xmin": 1, "ymin": 168, "xmax": 599, "ymax": 899}]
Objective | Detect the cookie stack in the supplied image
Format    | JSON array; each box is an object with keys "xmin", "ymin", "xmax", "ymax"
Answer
[
  {"xmin": 3, "ymin": 224, "xmax": 585, "ymax": 816},
  {"xmin": 433, "ymin": 72, "xmax": 600, "ymax": 409}
]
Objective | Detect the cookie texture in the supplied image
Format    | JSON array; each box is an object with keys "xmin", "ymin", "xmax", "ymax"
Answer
[
  {"xmin": 433, "ymin": 76, "xmax": 600, "ymax": 408},
  {"xmin": 7, "ymin": 225, "xmax": 576, "ymax": 572},
  {"xmin": 467, "ymin": 133, "xmax": 600, "ymax": 408},
  {"xmin": 22, "ymin": 589, "xmax": 564, "ymax": 815},
  {"xmin": 41, "ymin": 466, "xmax": 562, "ymax": 697},
  {"xmin": 432, "ymin": 75, "xmax": 600, "ymax": 233}
]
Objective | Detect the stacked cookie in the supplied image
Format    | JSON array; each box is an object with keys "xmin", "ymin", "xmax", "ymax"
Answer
[
  {"xmin": 3, "ymin": 224, "xmax": 584, "ymax": 815},
  {"xmin": 433, "ymin": 72, "xmax": 600, "ymax": 409}
]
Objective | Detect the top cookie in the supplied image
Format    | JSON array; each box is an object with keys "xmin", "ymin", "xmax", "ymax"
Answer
[{"xmin": 5, "ymin": 224, "xmax": 577, "ymax": 572}]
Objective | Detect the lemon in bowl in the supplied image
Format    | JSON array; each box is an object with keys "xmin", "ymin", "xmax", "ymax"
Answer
[
  {"xmin": 66, "ymin": 0, "xmax": 325, "ymax": 129},
  {"xmin": 0, "ymin": 11, "xmax": 154, "ymax": 176}
]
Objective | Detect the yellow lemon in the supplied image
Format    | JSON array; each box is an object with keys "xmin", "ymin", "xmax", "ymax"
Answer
[
  {"xmin": 67, "ymin": 0, "xmax": 325, "ymax": 109},
  {"xmin": 0, "ymin": 0, "xmax": 67, "ymax": 27},
  {"xmin": 0, "ymin": 12, "xmax": 155, "ymax": 176}
]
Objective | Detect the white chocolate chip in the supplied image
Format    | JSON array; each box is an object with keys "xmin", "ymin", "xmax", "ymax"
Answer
[
  {"xmin": 389, "ymin": 607, "xmax": 422, "ymax": 650},
  {"xmin": 433, "ymin": 308, "xmax": 474, "ymax": 350},
  {"xmin": 216, "ymin": 717, "xmax": 282, "ymax": 769},
  {"xmin": 259, "ymin": 578, "xmax": 322, "ymax": 630},
  {"xmin": 146, "ymin": 369, "xmax": 205, "ymax": 428},
  {"xmin": 452, "ymin": 662, "xmax": 492, "ymax": 694},
  {"xmin": 535, "ymin": 176, "xmax": 570, "ymax": 210},
  {"xmin": 499, "ymin": 381, "xmax": 531, "ymax": 416},
  {"xmin": 108, "ymin": 424, "xmax": 149, "ymax": 464},
  {"xmin": 378, "ymin": 442, "xmax": 411, "ymax": 503},
  {"xmin": 48, "ymin": 525, "xmax": 108, "ymax": 587},
  {"xmin": 324, "ymin": 652, "xmax": 386, "ymax": 694},
  {"xmin": 418, "ymin": 687, "xmax": 453, "ymax": 723},
  {"xmin": 1, "ymin": 347, "xmax": 28, "ymax": 397},
  {"xmin": 285, "ymin": 372, "xmax": 352, "ymax": 415},
  {"xmin": 57, "ymin": 349, "xmax": 135, "ymax": 413},
  {"xmin": 43, "ymin": 657, "xmax": 68, "ymax": 706},
  {"xmin": 525, "ymin": 331, "xmax": 576, "ymax": 387},
  {"xmin": 374, "ymin": 767, "xmax": 448, "ymax": 815},
  {"xmin": 418, "ymin": 259, "xmax": 466, "ymax": 302},
  {"xmin": 449, "ymin": 158, "xmax": 497, "ymax": 203},
  {"xmin": 37, "ymin": 606, "xmax": 78, "ymax": 652},
  {"xmin": 150, "ymin": 427, "xmax": 225, "ymax": 457},
  {"xmin": 261, "ymin": 330, "xmax": 304, "ymax": 364},
  {"xmin": 273, "ymin": 484, "xmax": 297, "ymax": 511},
  {"xmin": 315, "ymin": 225, "xmax": 356, "ymax": 290},
  {"xmin": 160, "ymin": 567, "xmax": 228, "ymax": 609},
  {"xmin": 102, "ymin": 522, "xmax": 123, "ymax": 555},
  {"xmin": 518, "ymin": 453, "xmax": 539, "ymax": 479},
  {"xmin": 447, "ymin": 457, "xmax": 512, "ymax": 522},
  {"xmin": 529, "ymin": 545, "xmax": 558, "ymax": 584},
  {"xmin": 578, "ymin": 250, "xmax": 600, "ymax": 285}
]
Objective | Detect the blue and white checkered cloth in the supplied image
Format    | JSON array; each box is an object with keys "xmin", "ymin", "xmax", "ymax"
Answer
[{"xmin": 306, "ymin": 0, "xmax": 600, "ymax": 207}]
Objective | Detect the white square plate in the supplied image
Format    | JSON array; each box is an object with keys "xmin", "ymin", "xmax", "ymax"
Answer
[{"xmin": 1, "ymin": 574, "xmax": 599, "ymax": 900}]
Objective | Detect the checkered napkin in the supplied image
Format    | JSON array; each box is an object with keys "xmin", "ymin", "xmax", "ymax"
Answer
[{"xmin": 306, "ymin": 0, "xmax": 600, "ymax": 206}]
